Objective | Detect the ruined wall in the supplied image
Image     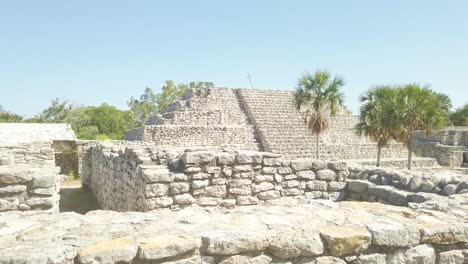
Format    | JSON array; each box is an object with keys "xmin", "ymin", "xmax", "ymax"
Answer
[
  {"xmin": 414, "ymin": 128, "xmax": 468, "ymax": 166},
  {"xmin": 0, "ymin": 142, "xmax": 61, "ymax": 212},
  {"xmin": 84, "ymin": 143, "xmax": 349, "ymax": 211},
  {"xmin": 125, "ymin": 88, "xmax": 260, "ymax": 151}
]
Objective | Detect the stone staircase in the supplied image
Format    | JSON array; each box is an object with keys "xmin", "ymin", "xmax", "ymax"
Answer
[
  {"xmin": 126, "ymin": 88, "xmax": 260, "ymax": 151},
  {"xmin": 237, "ymin": 88, "xmax": 410, "ymax": 160}
]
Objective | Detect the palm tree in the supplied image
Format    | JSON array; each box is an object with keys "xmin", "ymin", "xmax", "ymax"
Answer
[
  {"xmin": 394, "ymin": 84, "xmax": 449, "ymax": 170},
  {"xmin": 356, "ymin": 86, "xmax": 398, "ymax": 167},
  {"xmin": 294, "ymin": 71, "xmax": 345, "ymax": 159}
]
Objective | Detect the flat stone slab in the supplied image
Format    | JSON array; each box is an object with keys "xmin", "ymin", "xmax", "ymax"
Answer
[{"xmin": 0, "ymin": 199, "xmax": 467, "ymax": 263}]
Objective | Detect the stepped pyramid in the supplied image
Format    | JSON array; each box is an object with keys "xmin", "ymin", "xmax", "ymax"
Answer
[{"xmin": 125, "ymin": 87, "xmax": 435, "ymax": 164}]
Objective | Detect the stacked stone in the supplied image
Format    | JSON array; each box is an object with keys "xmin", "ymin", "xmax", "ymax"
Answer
[
  {"xmin": 125, "ymin": 88, "xmax": 261, "ymax": 151},
  {"xmin": 2, "ymin": 201, "xmax": 467, "ymax": 263},
  {"xmin": 348, "ymin": 164, "xmax": 468, "ymax": 196},
  {"xmin": 237, "ymin": 88, "xmax": 411, "ymax": 160},
  {"xmin": 85, "ymin": 144, "xmax": 352, "ymax": 211},
  {"xmin": 0, "ymin": 142, "xmax": 61, "ymax": 212}
]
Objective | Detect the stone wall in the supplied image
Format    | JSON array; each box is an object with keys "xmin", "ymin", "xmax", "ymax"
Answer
[
  {"xmin": 83, "ymin": 143, "xmax": 349, "ymax": 211},
  {"xmin": 414, "ymin": 127, "xmax": 468, "ymax": 166},
  {"xmin": 2, "ymin": 200, "xmax": 467, "ymax": 263},
  {"xmin": 125, "ymin": 88, "xmax": 260, "ymax": 150},
  {"xmin": 0, "ymin": 123, "xmax": 76, "ymax": 145},
  {"xmin": 0, "ymin": 142, "xmax": 61, "ymax": 212}
]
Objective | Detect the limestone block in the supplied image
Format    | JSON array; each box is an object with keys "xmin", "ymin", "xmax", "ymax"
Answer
[
  {"xmin": 183, "ymin": 152, "xmax": 215, "ymax": 165},
  {"xmin": 221, "ymin": 199, "xmax": 237, "ymax": 207},
  {"xmin": 217, "ymin": 153, "xmax": 236, "ymax": 165},
  {"xmin": 319, "ymin": 225, "xmax": 371, "ymax": 256},
  {"xmin": 306, "ymin": 180, "xmax": 328, "ymax": 191},
  {"xmin": 170, "ymin": 182, "xmax": 190, "ymax": 195},
  {"xmin": 193, "ymin": 188, "xmax": 207, "ymax": 196},
  {"xmin": 0, "ymin": 198, "xmax": 19, "ymax": 211},
  {"xmin": 290, "ymin": 160, "xmax": 313, "ymax": 172},
  {"xmin": 278, "ymin": 167, "xmax": 293, "ymax": 175},
  {"xmin": 173, "ymin": 173, "xmax": 189, "ymax": 181},
  {"xmin": 252, "ymin": 182, "xmax": 275, "ymax": 193},
  {"xmin": 262, "ymin": 167, "xmax": 277, "ymax": 174},
  {"xmin": 137, "ymin": 234, "xmax": 200, "ymax": 260},
  {"xmin": 205, "ymin": 166, "xmax": 221, "ymax": 174},
  {"xmin": 164, "ymin": 256, "xmax": 215, "ymax": 264},
  {"xmin": 297, "ymin": 170, "xmax": 316, "ymax": 180},
  {"xmin": 437, "ymin": 250, "xmax": 464, "ymax": 264},
  {"xmin": 352, "ymin": 253, "xmax": 386, "ymax": 264},
  {"xmin": 305, "ymin": 191, "xmax": 323, "ymax": 199},
  {"xmin": 336, "ymin": 171, "xmax": 348, "ymax": 182},
  {"xmin": 255, "ymin": 175, "xmax": 274, "ymax": 183},
  {"xmin": 347, "ymin": 180, "xmax": 374, "ymax": 193},
  {"xmin": 368, "ymin": 186, "xmax": 408, "ymax": 206},
  {"xmin": 29, "ymin": 187, "xmax": 55, "ymax": 196},
  {"xmin": 236, "ymin": 195, "xmax": 259, "ymax": 205},
  {"xmin": 282, "ymin": 180, "xmax": 300, "ymax": 188},
  {"xmin": 258, "ymin": 190, "xmax": 281, "ymax": 200},
  {"xmin": 443, "ymin": 184, "xmax": 458, "ymax": 196},
  {"xmin": 146, "ymin": 184, "xmax": 169, "ymax": 198},
  {"xmin": 174, "ymin": 193, "xmax": 195, "ymax": 205},
  {"xmin": 229, "ymin": 186, "xmax": 252, "ymax": 196},
  {"xmin": 77, "ymin": 236, "xmax": 137, "ymax": 264},
  {"xmin": 284, "ymin": 174, "xmax": 298, "ymax": 180},
  {"xmin": 387, "ymin": 245, "xmax": 435, "ymax": 264},
  {"xmin": 234, "ymin": 165, "xmax": 253, "ymax": 173},
  {"xmin": 196, "ymin": 197, "xmax": 221, "ymax": 206},
  {"xmin": 328, "ymin": 182, "xmax": 346, "ymax": 191},
  {"xmin": 205, "ymin": 185, "xmax": 227, "ymax": 198},
  {"xmin": 263, "ymin": 158, "xmax": 281, "ymax": 166},
  {"xmin": 220, "ymin": 254, "xmax": 272, "ymax": 264},
  {"xmin": 268, "ymin": 227, "xmax": 324, "ymax": 258},
  {"xmin": 146, "ymin": 197, "xmax": 173, "ymax": 209},
  {"xmin": 367, "ymin": 223, "xmax": 420, "ymax": 247},
  {"xmin": 328, "ymin": 192, "xmax": 345, "ymax": 201},
  {"xmin": 185, "ymin": 167, "xmax": 202, "ymax": 174},
  {"xmin": 212, "ymin": 178, "xmax": 227, "ymax": 185},
  {"xmin": 192, "ymin": 173, "xmax": 211, "ymax": 180},
  {"xmin": 327, "ymin": 161, "xmax": 347, "ymax": 171},
  {"xmin": 316, "ymin": 169, "xmax": 337, "ymax": 181},
  {"xmin": 233, "ymin": 171, "xmax": 255, "ymax": 179},
  {"xmin": 237, "ymin": 154, "xmax": 253, "ymax": 164},
  {"xmin": 223, "ymin": 167, "xmax": 233, "ymax": 177},
  {"xmin": 192, "ymin": 180, "xmax": 210, "ymax": 189},
  {"xmin": 0, "ymin": 166, "xmax": 31, "ymax": 184},
  {"xmin": 202, "ymin": 231, "xmax": 268, "ymax": 255},
  {"xmin": 420, "ymin": 225, "xmax": 467, "ymax": 244},
  {"xmin": 26, "ymin": 195, "xmax": 57, "ymax": 208},
  {"xmin": 282, "ymin": 188, "xmax": 304, "ymax": 196},
  {"xmin": 314, "ymin": 256, "xmax": 346, "ymax": 264},
  {"xmin": 141, "ymin": 170, "xmax": 174, "ymax": 183},
  {"xmin": 229, "ymin": 179, "xmax": 252, "ymax": 188},
  {"xmin": 0, "ymin": 184, "xmax": 27, "ymax": 194}
]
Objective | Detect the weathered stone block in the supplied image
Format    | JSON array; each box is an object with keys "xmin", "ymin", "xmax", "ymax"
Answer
[
  {"xmin": 146, "ymin": 197, "xmax": 173, "ymax": 209},
  {"xmin": 202, "ymin": 231, "xmax": 268, "ymax": 255},
  {"xmin": 367, "ymin": 223, "xmax": 420, "ymax": 247},
  {"xmin": 169, "ymin": 182, "xmax": 190, "ymax": 194},
  {"xmin": 233, "ymin": 165, "xmax": 252, "ymax": 173},
  {"xmin": 319, "ymin": 225, "xmax": 371, "ymax": 256},
  {"xmin": 258, "ymin": 190, "xmax": 281, "ymax": 200},
  {"xmin": 290, "ymin": 159, "xmax": 312, "ymax": 172},
  {"xmin": 205, "ymin": 185, "xmax": 227, "ymax": 198},
  {"xmin": 31, "ymin": 174, "xmax": 56, "ymax": 188},
  {"xmin": 229, "ymin": 179, "xmax": 251, "ymax": 188},
  {"xmin": 263, "ymin": 158, "xmax": 281, "ymax": 166},
  {"xmin": 306, "ymin": 180, "xmax": 328, "ymax": 191},
  {"xmin": 327, "ymin": 161, "xmax": 347, "ymax": 171},
  {"xmin": 192, "ymin": 180, "xmax": 209, "ymax": 189},
  {"xmin": 211, "ymin": 178, "xmax": 226, "ymax": 185},
  {"xmin": 146, "ymin": 184, "xmax": 169, "ymax": 198},
  {"xmin": 137, "ymin": 234, "xmax": 200, "ymax": 260},
  {"xmin": 282, "ymin": 188, "xmax": 304, "ymax": 196},
  {"xmin": 387, "ymin": 244, "xmax": 435, "ymax": 264},
  {"xmin": 268, "ymin": 227, "xmax": 324, "ymax": 258},
  {"xmin": 220, "ymin": 254, "xmax": 272, "ymax": 264},
  {"xmin": 278, "ymin": 167, "xmax": 293, "ymax": 175},
  {"xmin": 29, "ymin": 187, "xmax": 55, "ymax": 196},
  {"xmin": 254, "ymin": 175, "xmax": 274, "ymax": 183},
  {"xmin": 328, "ymin": 182, "xmax": 347, "ymax": 191},
  {"xmin": 183, "ymin": 152, "xmax": 215, "ymax": 165},
  {"xmin": 0, "ymin": 167, "xmax": 31, "ymax": 184},
  {"xmin": 282, "ymin": 180, "xmax": 299, "ymax": 188},
  {"xmin": 236, "ymin": 154, "xmax": 253, "ymax": 164},
  {"xmin": 438, "ymin": 250, "xmax": 464, "ymax": 264},
  {"xmin": 78, "ymin": 236, "xmax": 137, "ymax": 264},
  {"xmin": 236, "ymin": 195, "xmax": 259, "ymax": 205},
  {"xmin": 0, "ymin": 185, "xmax": 27, "ymax": 194},
  {"xmin": 347, "ymin": 180, "xmax": 373, "ymax": 193},
  {"xmin": 316, "ymin": 169, "xmax": 336, "ymax": 181},
  {"xmin": 174, "ymin": 193, "xmax": 195, "ymax": 205},
  {"xmin": 262, "ymin": 167, "xmax": 277, "ymax": 174},
  {"xmin": 196, "ymin": 197, "xmax": 221, "ymax": 206},
  {"xmin": 217, "ymin": 153, "xmax": 236, "ymax": 165},
  {"xmin": 192, "ymin": 173, "xmax": 210, "ymax": 180},
  {"xmin": 297, "ymin": 170, "xmax": 316, "ymax": 180},
  {"xmin": 229, "ymin": 186, "xmax": 252, "ymax": 196},
  {"xmin": 252, "ymin": 182, "xmax": 274, "ymax": 193}
]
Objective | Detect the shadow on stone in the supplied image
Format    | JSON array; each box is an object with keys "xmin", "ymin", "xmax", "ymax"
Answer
[{"xmin": 59, "ymin": 186, "xmax": 99, "ymax": 214}]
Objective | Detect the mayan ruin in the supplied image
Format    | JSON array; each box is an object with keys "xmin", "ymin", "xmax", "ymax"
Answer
[{"xmin": 2, "ymin": 2, "xmax": 468, "ymax": 263}]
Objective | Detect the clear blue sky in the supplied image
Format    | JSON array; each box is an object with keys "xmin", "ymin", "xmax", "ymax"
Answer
[{"xmin": 1, "ymin": 1, "xmax": 467, "ymax": 117}]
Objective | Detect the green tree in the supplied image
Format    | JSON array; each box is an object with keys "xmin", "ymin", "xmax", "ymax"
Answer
[
  {"xmin": 0, "ymin": 106, "xmax": 23, "ymax": 123},
  {"xmin": 356, "ymin": 86, "xmax": 399, "ymax": 167},
  {"xmin": 35, "ymin": 98, "xmax": 76, "ymax": 123},
  {"xmin": 395, "ymin": 84, "xmax": 449, "ymax": 170},
  {"xmin": 294, "ymin": 71, "xmax": 345, "ymax": 159},
  {"xmin": 434, "ymin": 92, "xmax": 452, "ymax": 112},
  {"xmin": 450, "ymin": 104, "xmax": 468, "ymax": 126},
  {"xmin": 127, "ymin": 87, "xmax": 159, "ymax": 126}
]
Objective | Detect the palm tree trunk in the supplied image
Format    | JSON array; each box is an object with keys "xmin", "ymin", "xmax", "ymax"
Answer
[
  {"xmin": 316, "ymin": 133, "xmax": 320, "ymax": 159},
  {"xmin": 407, "ymin": 134, "xmax": 413, "ymax": 170},
  {"xmin": 377, "ymin": 145, "xmax": 382, "ymax": 167}
]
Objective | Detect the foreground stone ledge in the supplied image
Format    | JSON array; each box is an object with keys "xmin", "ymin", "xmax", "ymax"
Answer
[{"xmin": 1, "ymin": 199, "xmax": 467, "ymax": 263}]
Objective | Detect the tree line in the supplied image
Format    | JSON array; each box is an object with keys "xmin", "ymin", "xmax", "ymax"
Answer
[
  {"xmin": 0, "ymin": 81, "xmax": 214, "ymax": 140},
  {"xmin": 293, "ymin": 70, "xmax": 466, "ymax": 170}
]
